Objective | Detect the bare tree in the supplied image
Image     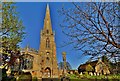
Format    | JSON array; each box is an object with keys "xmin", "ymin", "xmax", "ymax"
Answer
[{"xmin": 59, "ymin": 2, "xmax": 120, "ymax": 60}]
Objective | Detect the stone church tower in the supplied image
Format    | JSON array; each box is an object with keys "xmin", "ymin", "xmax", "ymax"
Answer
[{"xmin": 38, "ymin": 4, "xmax": 59, "ymax": 78}]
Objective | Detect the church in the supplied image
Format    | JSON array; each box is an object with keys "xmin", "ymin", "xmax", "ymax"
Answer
[{"xmin": 14, "ymin": 4, "xmax": 59, "ymax": 78}]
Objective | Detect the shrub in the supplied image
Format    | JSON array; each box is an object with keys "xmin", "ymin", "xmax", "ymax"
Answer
[
  {"xmin": 86, "ymin": 64, "xmax": 93, "ymax": 72},
  {"xmin": 17, "ymin": 72, "xmax": 32, "ymax": 81},
  {"xmin": 32, "ymin": 77, "xmax": 38, "ymax": 81}
]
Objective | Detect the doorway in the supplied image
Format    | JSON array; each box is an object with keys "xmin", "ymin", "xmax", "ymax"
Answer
[{"xmin": 44, "ymin": 67, "xmax": 51, "ymax": 78}]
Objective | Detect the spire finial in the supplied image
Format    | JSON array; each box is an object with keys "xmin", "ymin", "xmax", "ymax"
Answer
[{"xmin": 47, "ymin": 4, "xmax": 49, "ymax": 10}]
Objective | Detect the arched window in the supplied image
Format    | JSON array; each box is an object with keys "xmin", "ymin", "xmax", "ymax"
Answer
[
  {"xmin": 46, "ymin": 38, "xmax": 50, "ymax": 48},
  {"xmin": 46, "ymin": 30, "xmax": 49, "ymax": 34},
  {"xmin": 22, "ymin": 54, "xmax": 34, "ymax": 70}
]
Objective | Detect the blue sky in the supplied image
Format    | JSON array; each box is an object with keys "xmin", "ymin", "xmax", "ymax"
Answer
[{"xmin": 16, "ymin": 2, "xmax": 89, "ymax": 69}]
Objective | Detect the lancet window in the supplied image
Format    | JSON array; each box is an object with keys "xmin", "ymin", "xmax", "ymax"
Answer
[{"xmin": 46, "ymin": 37, "xmax": 50, "ymax": 48}]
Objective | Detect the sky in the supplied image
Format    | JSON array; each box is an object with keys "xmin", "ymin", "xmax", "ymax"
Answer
[{"xmin": 16, "ymin": 2, "xmax": 89, "ymax": 69}]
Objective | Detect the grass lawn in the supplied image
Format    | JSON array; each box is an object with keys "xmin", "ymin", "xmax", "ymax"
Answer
[{"xmin": 67, "ymin": 74, "xmax": 120, "ymax": 81}]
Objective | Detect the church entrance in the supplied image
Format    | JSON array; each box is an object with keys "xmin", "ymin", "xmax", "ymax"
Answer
[{"xmin": 44, "ymin": 67, "xmax": 51, "ymax": 78}]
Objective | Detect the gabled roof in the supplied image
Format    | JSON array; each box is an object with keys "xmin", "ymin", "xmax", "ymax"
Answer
[{"xmin": 78, "ymin": 60, "xmax": 98, "ymax": 71}]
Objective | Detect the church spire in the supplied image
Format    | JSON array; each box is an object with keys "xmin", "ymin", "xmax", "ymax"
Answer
[
  {"xmin": 43, "ymin": 4, "xmax": 53, "ymax": 34},
  {"xmin": 46, "ymin": 4, "xmax": 49, "ymax": 11},
  {"xmin": 39, "ymin": 4, "xmax": 59, "ymax": 78}
]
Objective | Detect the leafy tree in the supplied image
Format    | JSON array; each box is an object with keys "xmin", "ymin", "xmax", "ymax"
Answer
[
  {"xmin": 86, "ymin": 64, "xmax": 93, "ymax": 72},
  {"xmin": 102, "ymin": 55, "xmax": 112, "ymax": 66},
  {"xmin": 59, "ymin": 2, "xmax": 120, "ymax": 60},
  {"xmin": 1, "ymin": 2, "xmax": 25, "ymax": 69}
]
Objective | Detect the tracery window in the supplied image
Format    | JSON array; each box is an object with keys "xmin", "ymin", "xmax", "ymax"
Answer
[{"xmin": 21, "ymin": 54, "xmax": 34, "ymax": 70}]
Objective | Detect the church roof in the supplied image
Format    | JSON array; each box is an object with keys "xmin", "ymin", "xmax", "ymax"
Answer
[{"xmin": 78, "ymin": 60, "xmax": 98, "ymax": 71}]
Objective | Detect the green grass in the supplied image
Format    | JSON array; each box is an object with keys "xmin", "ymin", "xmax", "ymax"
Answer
[
  {"xmin": 67, "ymin": 74, "xmax": 120, "ymax": 80},
  {"xmin": 17, "ymin": 74, "xmax": 32, "ymax": 81},
  {"xmin": 13, "ymin": 73, "xmax": 120, "ymax": 81},
  {"xmin": 67, "ymin": 74, "xmax": 79, "ymax": 79}
]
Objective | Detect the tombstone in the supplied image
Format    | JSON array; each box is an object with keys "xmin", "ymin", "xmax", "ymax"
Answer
[
  {"xmin": 80, "ymin": 72, "xmax": 83, "ymax": 75},
  {"xmin": 89, "ymin": 72, "xmax": 93, "ymax": 76},
  {"xmin": 97, "ymin": 73, "xmax": 99, "ymax": 76},
  {"xmin": 94, "ymin": 72, "xmax": 96, "ymax": 76},
  {"xmin": 70, "ymin": 71, "xmax": 73, "ymax": 74}
]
